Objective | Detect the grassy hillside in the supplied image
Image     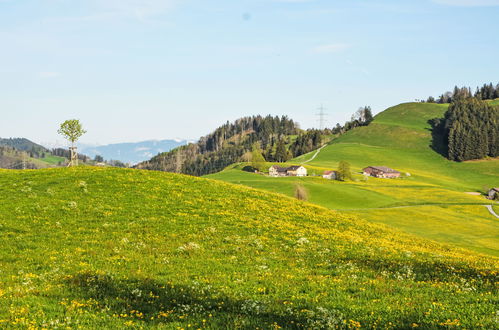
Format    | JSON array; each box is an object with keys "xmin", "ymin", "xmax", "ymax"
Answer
[
  {"xmin": 208, "ymin": 102, "xmax": 499, "ymax": 256},
  {"xmin": 0, "ymin": 167, "xmax": 497, "ymax": 328}
]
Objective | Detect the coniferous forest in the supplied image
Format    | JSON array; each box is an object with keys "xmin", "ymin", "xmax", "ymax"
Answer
[{"xmin": 443, "ymin": 98, "xmax": 499, "ymax": 161}]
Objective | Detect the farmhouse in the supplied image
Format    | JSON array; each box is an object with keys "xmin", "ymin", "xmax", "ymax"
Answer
[
  {"xmin": 488, "ymin": 188, "xmax": 499, "ymax": 200},
  {"xmin": 269, "ymin": 165, "xmax": 288, "ymax": 177},
  {"xmin": 323, "ymin": 170, "xmax": 337, "ymax": 180},
  {"xmin": 363, "ymin": 166, "xmax": 400, "ymax": 179},
  {"xmin": 287, "ymin": 165, "xmax": 307, "ymax": 177},
  {"xmin": 269, "ymin": 165, "xmax": 307, "ymax": 177}
]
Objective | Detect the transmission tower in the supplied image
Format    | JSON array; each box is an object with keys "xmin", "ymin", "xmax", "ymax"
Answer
[{"xmin": 316, "ymin": 104, "xmax": 328, "ymax": 130}]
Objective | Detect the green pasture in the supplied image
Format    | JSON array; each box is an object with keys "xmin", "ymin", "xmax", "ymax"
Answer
[
  {"xmin": 0, "ymin": 167, "xmax": 497, "ymax": 328},
  {"xmin": 209, "ymin": 102, "xmax": 499, "ymax": 256}
]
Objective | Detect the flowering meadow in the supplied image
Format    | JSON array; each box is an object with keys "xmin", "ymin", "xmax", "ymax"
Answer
[{"xmin": 0, "ymin": 167, "xmax": 497, "ymax": 328}]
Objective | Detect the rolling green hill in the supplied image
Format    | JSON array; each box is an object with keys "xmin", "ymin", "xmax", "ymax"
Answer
[
  {"xmin": 0, "ymin": 167, "xmax": 497, "ymax": 328},
  {"xmin": 207, "ymin": 102, "xmax": 499, "ymax": 256}
]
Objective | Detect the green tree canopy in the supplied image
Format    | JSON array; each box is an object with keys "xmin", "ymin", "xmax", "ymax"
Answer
[
  {"xmin": 337, "ymin": 160, "xmax": 352, "ymax": 181},
  {"xmin": 251, "ymin": 143, "xmax": 266, "ymax": 172},
  {"xmin": 58, "ymin": 119, "xmax": 86, "ymax": 146}
]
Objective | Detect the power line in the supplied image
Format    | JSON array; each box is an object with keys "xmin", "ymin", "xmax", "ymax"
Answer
[{"xmin": 316, "ymin": 104, "xmax": 328, "ymax": 130}]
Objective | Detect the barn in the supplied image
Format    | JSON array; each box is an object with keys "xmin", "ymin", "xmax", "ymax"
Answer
[{"xmin": 363, "ymin": 166, "xmax": 400, "ymax": 178}]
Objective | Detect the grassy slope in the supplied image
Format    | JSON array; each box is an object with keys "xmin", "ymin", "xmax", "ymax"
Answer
[
  {"xmin": 0, "ymin": 167, "xmax": 497, "ymax": 328},
  {"xmin": 208, "ymin": 102, "xmax": 499, "ymax": 256},
  {"xmin": 40, "ymin": 154, "xmax": 66, "ymax": 165}
]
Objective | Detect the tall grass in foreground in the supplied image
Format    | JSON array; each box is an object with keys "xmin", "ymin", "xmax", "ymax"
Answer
[{"xmin": 0, "ymin": 167, "xmax": 497, "ymax": 328}]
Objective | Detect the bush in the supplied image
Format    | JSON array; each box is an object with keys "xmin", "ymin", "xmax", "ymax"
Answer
[
  {"xmin": 294, "ymin": 184, "xmax": 308, "ymax": 201},
  {"xmin": 242, "ymin": 165, "xmax": 257, "ymax": 173}
]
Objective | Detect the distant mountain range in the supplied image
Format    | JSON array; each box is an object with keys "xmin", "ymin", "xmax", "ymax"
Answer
[{"xmin": 78, "ymin": 139, "xmax": 188, "ymax": 165}]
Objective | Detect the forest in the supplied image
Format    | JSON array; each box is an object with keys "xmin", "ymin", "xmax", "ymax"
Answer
[{"xmin": 430, "ymin": 97, "xmax": 499, "ymax": 161}]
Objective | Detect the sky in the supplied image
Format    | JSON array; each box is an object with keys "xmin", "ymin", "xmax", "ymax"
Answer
[{"xmin": 1, "ymin": 0, "xmax": 499, "ymax": 146}]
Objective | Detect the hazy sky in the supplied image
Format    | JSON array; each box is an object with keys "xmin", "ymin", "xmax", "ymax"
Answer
[{"xmin": 1, "ymin": 0, "xmax": 499, "ymax": 145}]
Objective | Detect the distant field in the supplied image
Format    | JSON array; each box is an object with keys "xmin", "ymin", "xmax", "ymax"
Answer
[
  {"xmin": 208, "ymin": 102, "xmax": 499, "ymax": 256},
  {"xmin": 0, "ymin": 167, "xmax": 497, "ymax": 328},
  {"xmin": 40, "ymin": 154, "xmax": 65, "ymax": 165}
]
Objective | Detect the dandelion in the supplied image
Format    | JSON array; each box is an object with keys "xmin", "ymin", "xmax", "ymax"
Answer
[
  {"xmin": 296, "ymin": 237, "xmax": 310, "ymax": 245},
  {"xmin": 178, "ymin": 242, "xmax": 201, "ymax": 253}
]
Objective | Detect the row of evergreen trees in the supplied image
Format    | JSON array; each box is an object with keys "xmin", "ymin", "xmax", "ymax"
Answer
[
  {"xmin": 427, "ymin": 83, "xmax": 499, "ymax": 104},
  {"xmin": 432, "ymin": 98, "xmax": 499, "ymax": 161},
  {"xmin": 445, "ymin": 98, "xmax": 498, "ymax": 161}
]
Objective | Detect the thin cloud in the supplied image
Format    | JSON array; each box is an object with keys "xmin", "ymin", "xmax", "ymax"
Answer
[
  {"xmin": 312, "ymin": 43, "xmax": 350, "ymax": 54},
  {"xmin": 433, "ymin": 0, "xmax": 499, "ymax": 6},
  {"xmin": 274, "ymin": 0, "xmax": 314, "ymax": 3},
  {"xmin": 90, "ymin": 0, "xmax": 180, "ymax": 19},
  {"xmin": 38, "ymin": 72, "xmax": 61, "ymax": 78},
  {"xmin": 43, "ymin": 0, "xmax": 181, "ymax": 23}
]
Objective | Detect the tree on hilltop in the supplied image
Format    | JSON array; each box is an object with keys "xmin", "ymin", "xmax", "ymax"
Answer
[{"xmin": 58, "ymin": 119, "xmax": 86, "ymax": 167}]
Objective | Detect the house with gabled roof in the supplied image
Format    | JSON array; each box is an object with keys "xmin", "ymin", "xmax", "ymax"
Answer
[
  {"xmin": 363, "ymin": 166, "xmax": 400, "ymax": 179},
  {"xmin": 323, "ymin": 170, "xmax": 337, "ymax": 180},
  {"xmin": 269, "ymin": 165, "xmax": 307, "ymax": 177}
]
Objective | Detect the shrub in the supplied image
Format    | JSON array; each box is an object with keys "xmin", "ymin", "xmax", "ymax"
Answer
[{"xmin": 294, "ymin": 184, "xmax": 308, "ymax": 201}]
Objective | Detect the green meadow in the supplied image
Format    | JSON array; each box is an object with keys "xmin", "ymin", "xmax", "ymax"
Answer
[
  {"xmin": 39, "ymin": 154, "xmax": 66, "ymax": 165},
  {"xmin": 207, "ymin": 102, "xmax": 499, "ymax": 256},
  {"xmin": 0, "ymin": 167, "xmax": 498, "ymax": 328}
]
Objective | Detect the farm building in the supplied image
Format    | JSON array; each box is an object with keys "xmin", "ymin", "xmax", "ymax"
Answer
[
  {"xmin": 269, "ymin": 165, "xmax": 288, "ymax": 177},
  {"xmin": 363, "ymin": 166, "xmax": 400, "ymax": 179},
  {"xmin": 269, "ymin": 165, "xmax": 307, "ymax": 177},
  {"xmin": 323, "ymin": 170, "xmax": 337, "ymax": 180},
  {"xmin": 287, "ymin": 165, "xmax": 307, "ymax": 177},
  {"xmin": 488, "ymin": 188, "xmax": 499, "ymax": 200}
]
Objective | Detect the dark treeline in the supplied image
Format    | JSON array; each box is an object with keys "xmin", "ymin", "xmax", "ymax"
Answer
[
  {"xmin": 331, "ymin": 106, "xmax": 373, "ymax": 135},
  {"xmin": 288, "ymin": 130, "xmax": 324, "ymax": 159},
  {"xmin": 52, "ymin": 148, "xmax": 90, "ymax": 163},
  {"xmin": 136, "ymin": 115, "xmax": 336, "ymax": 176},
  {"xmin": 426, "ymin": 83, "xmax": 499, "ymax": 104},
  {"xmin": 430, "ymin": 98, "xmax": 499, "ymax": 161}
]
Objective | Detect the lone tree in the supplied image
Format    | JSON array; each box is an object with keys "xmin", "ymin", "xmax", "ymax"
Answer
[
  {"xmin": 58, "ymin": 119, "xmax": 86, "ymax": 167},
  {"xmin": 337, "ymin": 160, "xmax": 352, "ymax": 181},
  {"xmin": 251, "ymin": 143, "xmax": 266, "ymax": 172}
]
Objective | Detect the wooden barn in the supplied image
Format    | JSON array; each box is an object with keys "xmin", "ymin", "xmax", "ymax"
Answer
[{"xmin": 363, "ymin": 166, "xmax": 400, "ymax": 179}]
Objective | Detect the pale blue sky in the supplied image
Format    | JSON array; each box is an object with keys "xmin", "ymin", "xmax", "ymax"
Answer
[{"xmin": 1, "ymin": 0, "xmax": 499, "ymax": 145}]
